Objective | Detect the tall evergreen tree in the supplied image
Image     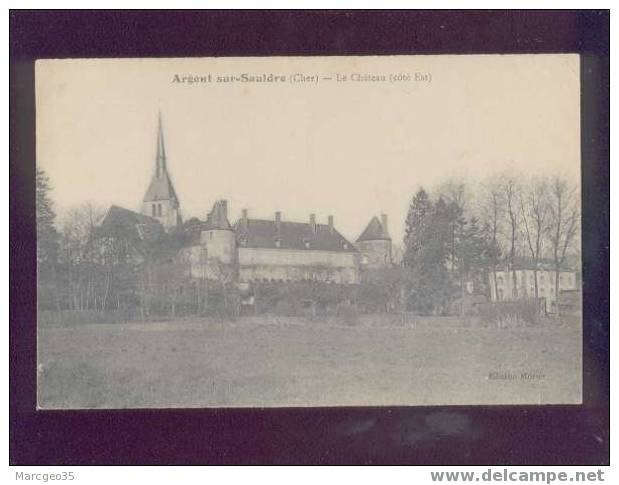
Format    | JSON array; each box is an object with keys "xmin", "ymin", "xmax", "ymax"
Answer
[
  {"xmin": 36, "ymin": 167, "xmax": 60, "ymax": 310},
  {"xmin": 404, "ymin": 193, "xmax": 457, "ymax": 315},
  {"xmin": 445, "ymin": 199, "xmax": 466, "ymax": 273},
  {"xmin": 403, "ymin": 188, "xmax": 432, "ymax": 269},
  {"xmin": 36, "ymin": 167, "xmax": 59, "ymax": 266},
  {"xmin": 457, "ymin": 217, "xmax": 488, "ymax": 290}
]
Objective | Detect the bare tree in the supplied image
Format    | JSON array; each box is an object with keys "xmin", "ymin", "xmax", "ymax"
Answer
[
  {"xmin": 519, "ymin": 177, "xmax": 549, "ymax": 299},
  {"xmin": 501, "ymin": 173, "xmax": 521, "ymax": 298},
  {"xmin": 477, "ymin": 177, "xmax": 505, "ymax": 300},
  {"xmin": 208, "ymin": 257, "xmax": 239, "ymax": 320},
  {"xmin": 546, "ymin": 175, "xmax": 579, "ymax": 315},
  {"xmin": 58, "ymin": 202, "xmax": 105, "ymax": 310},
  {"xmin": 198, "ymin": 245, "xmax": 209, "ymax": 313},
  {"xmin": 435, "ymin": 176, "xmax": 472, "ymax": 216}
]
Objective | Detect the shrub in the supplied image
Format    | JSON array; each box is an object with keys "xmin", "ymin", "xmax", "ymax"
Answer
[
  {"xmin": 334, "ymin": 301, "xmax": 359, "ymax": 326},
  {"xmin": 37, "ymin": 309, "xmax": 135, "ymax": 326},
  {"xmin": 477, "ymin": 299, "xmax": 541, "ymax": 327},
  {"xmin": 274, "ymin": 299, "xmax": 303, "ymax": 317}
]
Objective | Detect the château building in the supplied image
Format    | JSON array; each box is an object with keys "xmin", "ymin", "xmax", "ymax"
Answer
[
  {"xmin": 98, "ymin": 113, "xmax": 392, "ymax": 285},
  {"xmin": 488, "ymin": 262, "xmax": 579, "ymax": 314}
]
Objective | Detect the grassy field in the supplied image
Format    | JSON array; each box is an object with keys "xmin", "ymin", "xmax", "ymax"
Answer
[{"xmin": 37, "ymin": 315, "xmax": 582, "ymax": 408}]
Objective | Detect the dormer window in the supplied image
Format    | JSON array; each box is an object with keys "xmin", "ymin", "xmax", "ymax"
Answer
[
  {"xmin": 342, "ymin": 243, "xmax": 348, "ymax": 249},
  {"xmin": 304, "ymin": 240, "xmax": 310, "ymax": 249},
  {"xmin": 239, "ymin": 236, "xmax": 247, "ymax": 247},
  {"xmin": 274, "ymin": 238, "xmax": 281, "ymax": 248}
]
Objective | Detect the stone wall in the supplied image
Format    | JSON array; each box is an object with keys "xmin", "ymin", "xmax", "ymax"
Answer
[
  {"xmin": 238, "ymin": 247, "xmax": 359, "ymax": 283},
  {"xmin": 356, "ymin": 239, "xmax": 392, "ymax": 268}
]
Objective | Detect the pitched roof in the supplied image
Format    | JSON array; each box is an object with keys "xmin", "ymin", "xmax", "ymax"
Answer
[
  {"xmin": 97, "ymin": 205, "xmax": 163, "ymax": 240},
  {"xmin": 234, "ymin": 218, "xmax": 358, "ymax": 253},
  {"xmin": 143, "ymin": 171, "xmax": 179, "ymax": 203},
  {"xmin": 356, "ymin": 216, "xmax": 390, "ymax": 242},
  {"xmin": 204, "ymin": 200, "xmax": 232, "ymax": 230}
]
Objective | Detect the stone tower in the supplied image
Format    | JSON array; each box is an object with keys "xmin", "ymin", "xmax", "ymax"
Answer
[
  {"xmin": 141, "ymin": 112, "xmax": 181, "ymax": 230},
  {"xmin": 356, "ymin": 214, "xmax": 392, "ymax": 268},
  {"xmin": 201, "ymin": 200, "xmax": 236, "ymax": 266}
]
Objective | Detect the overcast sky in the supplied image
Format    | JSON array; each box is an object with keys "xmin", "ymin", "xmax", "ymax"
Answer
[{"xmin": 36, "ymin": 55, "xmax": 580, "ymax": 244}]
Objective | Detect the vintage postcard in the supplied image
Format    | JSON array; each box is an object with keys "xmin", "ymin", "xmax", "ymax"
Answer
[{"xmin": 35, "ymin": 55, "xmax": 581, "ymax": 408}]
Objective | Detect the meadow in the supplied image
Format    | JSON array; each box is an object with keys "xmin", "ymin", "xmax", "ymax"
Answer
[{"xmin": 37, "ymin": 315, "xmax": 582, "ymax": 408}]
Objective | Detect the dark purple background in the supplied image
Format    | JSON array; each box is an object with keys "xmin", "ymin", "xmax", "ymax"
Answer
[{"xmin": 10, "ymin": 10, "xmax": 609, "ymax": 465}]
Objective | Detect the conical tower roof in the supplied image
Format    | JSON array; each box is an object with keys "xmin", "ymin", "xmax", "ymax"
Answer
[
  {"xmin": 205, "ymin": 200, "xmax": 233, "ymax": 230},
  {"xmin": 356, "ymin": 216, "xmax": 390, "ymax": 242}
]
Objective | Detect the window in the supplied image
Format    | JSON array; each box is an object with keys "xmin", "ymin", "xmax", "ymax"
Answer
[
  {"xmin": 274, "ymin": 238, "xmax": 281, "ymax": 248},
  {"xmin": 498, "ymin": 289, "xmax": 503, "ymax": 300},
  {"xmin": 157, "ymin": 204, "xmax": 162, "ymax": 217},
  {"xmin": 152, "ymin": 204, "xmax": 156, "ymax": 217},
  {"xmin": 497, "ymin": 276, "xmax": 503, "ymax": 285}
]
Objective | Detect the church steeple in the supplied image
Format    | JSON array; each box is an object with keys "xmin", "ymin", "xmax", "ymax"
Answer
[
  {"xmin": 156, "ymin": 111, "xmax": 166, "ymax": 177},
  {"xmin": 141, "ymin": 111, "xmax": 181, "ymax": 229}
]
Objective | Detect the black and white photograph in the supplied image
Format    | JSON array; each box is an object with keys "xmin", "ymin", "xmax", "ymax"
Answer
[{"xmin": 34, "ymin": 55, "xmax": 583, "ymax": 409}]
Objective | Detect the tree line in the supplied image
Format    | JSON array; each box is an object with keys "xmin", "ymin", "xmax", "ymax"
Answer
[
  {"xmin": 401, "ymin": 172, "xmax": 580, "ymax": 315},
  {"xmin": 37, "ymin": 166, "xmax": 580, "ymax": 319}
]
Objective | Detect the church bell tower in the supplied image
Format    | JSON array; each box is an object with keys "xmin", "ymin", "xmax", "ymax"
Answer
[{"xmin": 141, "ymin": 112, "xmax": 181, "ymax": 230}]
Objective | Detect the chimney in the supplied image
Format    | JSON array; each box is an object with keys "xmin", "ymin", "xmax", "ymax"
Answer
[
  {"xmin": 240, "ymin": 208, "xmax": 249, "ymax": 231},
  {"xmin": 328, "ymin": 215, "xmax": 334, "ymax": 234},
  {"xmin": 381, "ymin": 213, "xmax": 388, "ymax": 233},
  {"xmin": 275, "ymin": 211, "xmax": 282, "ymax": 231},
  {"xmin": 310, "ymin": 213, "xmax": 316, "ymax": 233}
]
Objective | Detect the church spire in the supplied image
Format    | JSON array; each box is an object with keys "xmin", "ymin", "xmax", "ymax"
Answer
[
  {"xmin": 142, "ymin": 111, "xmax": 181, "ymax": 229},
  {"xmin": 156, "ymin": 111, "xmax": 166, "ymax": 177}
]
